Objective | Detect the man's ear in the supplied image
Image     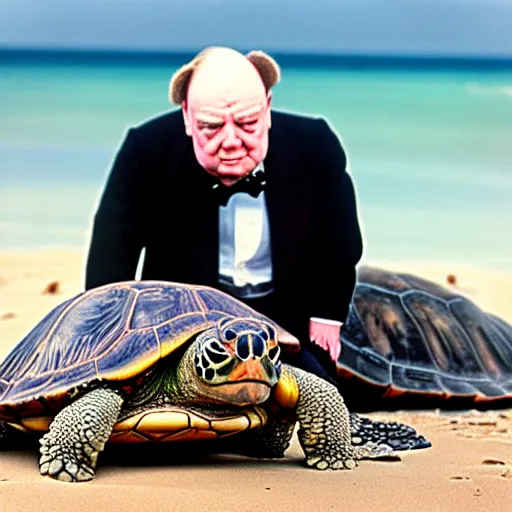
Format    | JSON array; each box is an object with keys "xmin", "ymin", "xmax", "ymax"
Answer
[
  {"xmin": 265, "ymin": 92, "xmax": 273, "ymax": 129},
  {"xmin": 182, "ymin": 101, "xmax": 193, "ymax": 136}
]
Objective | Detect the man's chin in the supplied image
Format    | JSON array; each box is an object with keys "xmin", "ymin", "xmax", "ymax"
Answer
[{"xmin": 215, "ymin": 166, "xmax": 253, "ymax": 186}]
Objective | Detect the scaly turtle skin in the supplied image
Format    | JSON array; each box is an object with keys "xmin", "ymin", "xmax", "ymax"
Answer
[
  {"xmin": 337, "ymin": 266, "xmax": 512, "ymax": 412},
  {"xmin": 0, "ymin": 280, "xmax": 429, "ymax": 483}
]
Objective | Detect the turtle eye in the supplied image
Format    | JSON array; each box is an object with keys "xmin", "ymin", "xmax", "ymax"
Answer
[
  {"xmin": 209, "ymin": 340, "xmax": 227, "ymax": 353},
  {"xmin": 205, "ymin": 340, "xmax": 230, "ymax": 365},
  {"xmin": 224, "ymin": 329, "xmax": 237, "ymax": 341},
  {"xmin": 206, "ymin": 348, "xmax": 229, "ymax": 365}
]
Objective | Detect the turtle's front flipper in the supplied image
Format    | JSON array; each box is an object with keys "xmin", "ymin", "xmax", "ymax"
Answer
[
  {"xmin": 350, "ymin": 413, "xmax": 432, "ymax": 451},
  {"xmin": 39, "ymin": 387, "xmax": 123, "ymax": 482},
  {"xmin": 283, "ymin": 365, "xmax": 398, "ymax": 469},
  {"xmin": 283, "ymin": 364, "xmax": 362, "ymax": 470}
]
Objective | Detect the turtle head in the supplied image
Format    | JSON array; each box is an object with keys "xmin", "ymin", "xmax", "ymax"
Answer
[{"xmin": 192, "ymin": 318, "xmax": 281, "ymax": 405}]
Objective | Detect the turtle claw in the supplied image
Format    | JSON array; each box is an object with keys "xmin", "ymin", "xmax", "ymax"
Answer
[
  {"xmin": 306, "ymin": 454, "xmax": 358, "ymax": 470},
  {"xmin": 39, "ymin": 454, "xmax": 96, "ymax": 482},
  {"xmin": 39, "ymin": 433, "xmax": 98, "ymax": 482}
]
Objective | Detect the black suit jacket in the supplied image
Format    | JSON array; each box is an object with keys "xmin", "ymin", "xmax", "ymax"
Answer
[{"xmin": 85, "ymin": 108, "xmax": 363, "ymax": 336}]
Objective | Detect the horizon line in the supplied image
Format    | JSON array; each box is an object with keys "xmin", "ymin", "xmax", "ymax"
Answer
[{"xmin": 1, "ymin": 46, "xmax": 512, "ymax": 71}]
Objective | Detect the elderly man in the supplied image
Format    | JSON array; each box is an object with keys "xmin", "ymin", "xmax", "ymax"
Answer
[{"xmin": 85, "ymin": 47, "xmax": 363, "ymax": 385}]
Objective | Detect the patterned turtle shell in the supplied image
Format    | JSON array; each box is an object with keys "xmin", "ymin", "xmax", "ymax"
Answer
[
  {"xmin": 336, "ymin": 266, "xmax": 512, "ymax": 411},
  {"xmin": 0, "ymin": 281, "xmax": 281, "ymax": 416}
]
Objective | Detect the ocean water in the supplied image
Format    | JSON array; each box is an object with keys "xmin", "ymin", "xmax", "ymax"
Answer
[{"xmin": 1, "ymin": 51, "xmax": 511, "ymax": 270}]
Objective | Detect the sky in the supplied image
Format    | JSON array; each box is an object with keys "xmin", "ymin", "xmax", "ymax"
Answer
[{"xmin": 0, "ymin": 0, "xmax": 511, "ymax": 57}]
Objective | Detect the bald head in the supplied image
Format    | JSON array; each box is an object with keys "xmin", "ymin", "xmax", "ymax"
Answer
[
  {"xmin": 168, "ymin": 46, "xmax": 280, "ymax": 105},
  {"xmin": 187, "ymin": 47, "xmax": 267, "ymax": 108}
]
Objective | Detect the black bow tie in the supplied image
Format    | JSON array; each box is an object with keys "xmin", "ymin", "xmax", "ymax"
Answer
[{"xmin": 212, "ymin": 169, "xmax": 267, "ymax": 206}]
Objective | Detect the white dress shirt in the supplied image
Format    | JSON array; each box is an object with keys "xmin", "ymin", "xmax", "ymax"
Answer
[{"xmin": 218, "ymin": 163, "xmax": 273, "ymax": 298}]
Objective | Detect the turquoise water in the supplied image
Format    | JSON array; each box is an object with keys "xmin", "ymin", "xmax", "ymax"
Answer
[{"xmin": 1, "ymin": 52, "xmax": 511, "ymax": 269}]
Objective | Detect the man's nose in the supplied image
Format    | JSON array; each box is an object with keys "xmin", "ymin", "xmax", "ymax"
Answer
[{"xmin": 221, "ymin": 123, "xmax": 242, "ymax": 148}]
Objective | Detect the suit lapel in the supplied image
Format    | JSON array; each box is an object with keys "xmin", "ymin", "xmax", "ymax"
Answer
[
  {"xmin": 174, "ymin": 140, "xmax": 220, "ymax": 287},
  {"xmin": 264, "ymin": 116, "xmax": 306, "ymax": 290}
]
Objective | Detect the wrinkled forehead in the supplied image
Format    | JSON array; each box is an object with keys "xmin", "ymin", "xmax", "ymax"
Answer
[
  {"xmin": 192, "ymin": 100, "xmax": 267, "ymax": 123},
  {"xmin": 186, "ymin": 52, "xmax": 268, "ymax": 116}
]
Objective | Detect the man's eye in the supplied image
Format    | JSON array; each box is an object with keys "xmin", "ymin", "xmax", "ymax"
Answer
[
  {"xmin": 239, "ymin": 120, "xmax": 258, "ymax": 131},
  {"xmin": 199, "ymin": 124, "xmax": 222, "ymax": 131}
]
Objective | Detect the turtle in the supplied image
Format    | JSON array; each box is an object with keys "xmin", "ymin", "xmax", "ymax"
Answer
[
  {"xmin": 336, "ymin": 266, "xmax": 512, "ymax": 412},
  {"xmin": 0, "ymin": 280, "xmax": 430, "ymax": 483}
]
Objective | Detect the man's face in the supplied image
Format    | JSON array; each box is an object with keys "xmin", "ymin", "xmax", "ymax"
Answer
[{"xmin": 182, "ymin": 64, "xmax": 271, "ymax": 186}]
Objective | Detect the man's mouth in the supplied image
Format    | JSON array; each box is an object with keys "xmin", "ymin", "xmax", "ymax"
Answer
[
  {"xmin": 221, "ymin": 158, "xmax": 243, "ymax": 165},
  {"xmin": 220, "ymin": 153, "xmax": 246, "ymax": 162}
]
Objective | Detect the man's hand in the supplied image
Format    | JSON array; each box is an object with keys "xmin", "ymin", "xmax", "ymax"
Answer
[{"xmin": 309, "ymin": 319, "xmax": 342, "ymax": 362}]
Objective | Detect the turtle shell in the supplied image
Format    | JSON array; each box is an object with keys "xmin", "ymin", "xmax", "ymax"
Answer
[
  {"xmin": 336, "ymin": 266, "xmax": 512, "ymax": 411},
  {"xmin": 0, "ymin": 280, "xmax": 279, "ymax": 424}
]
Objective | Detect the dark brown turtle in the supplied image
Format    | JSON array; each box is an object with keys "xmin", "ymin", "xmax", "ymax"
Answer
[
  {"xmin": 0, "ymin": 280, "xmax": 429, "ymax": 483},
  {"xmin": 336, "ymin": 266, "xmax": 512, "ymax": 412}
]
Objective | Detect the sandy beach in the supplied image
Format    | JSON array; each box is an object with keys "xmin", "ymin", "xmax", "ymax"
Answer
[{"xmin": 0, "ymin": 249, "xmax": 511, "ymax": 512}]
